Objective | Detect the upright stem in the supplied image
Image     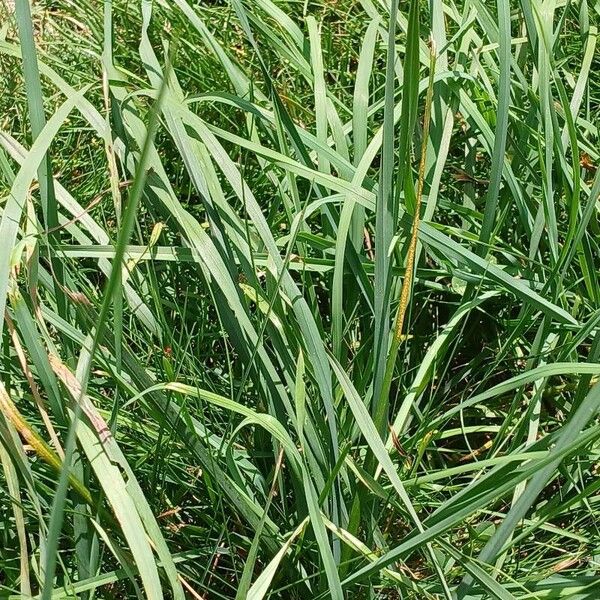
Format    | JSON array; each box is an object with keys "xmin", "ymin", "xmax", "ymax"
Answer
[{"xmin": 376, "ymin": 40, "xmax": 438, "ymax": 432}]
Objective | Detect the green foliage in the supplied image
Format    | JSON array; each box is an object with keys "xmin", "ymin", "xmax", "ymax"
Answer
[{"xmin": 1, "ymin": 0, "xmax": 600, "ymax": 598}]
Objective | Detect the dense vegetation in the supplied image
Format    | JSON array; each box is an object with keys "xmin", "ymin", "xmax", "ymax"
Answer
[{"xmin": 1, "ymin": 0, "xmax": 599, "ymax": 597}]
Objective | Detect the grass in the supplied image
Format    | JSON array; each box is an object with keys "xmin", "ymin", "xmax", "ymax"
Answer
[{"xmin": 1, "ymin": 0, "xmax": 600, "ymax": 597}]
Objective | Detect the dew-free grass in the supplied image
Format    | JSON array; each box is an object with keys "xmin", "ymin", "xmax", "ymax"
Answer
[{"xmin": 1, "ymin": 0, "xmax": 600, "ymax": 598}]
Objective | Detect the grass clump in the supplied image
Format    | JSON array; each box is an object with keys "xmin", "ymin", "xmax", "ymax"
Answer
[{"xmin": 1, "ymin": 0, "xmax": 600, "ymax": 598}]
